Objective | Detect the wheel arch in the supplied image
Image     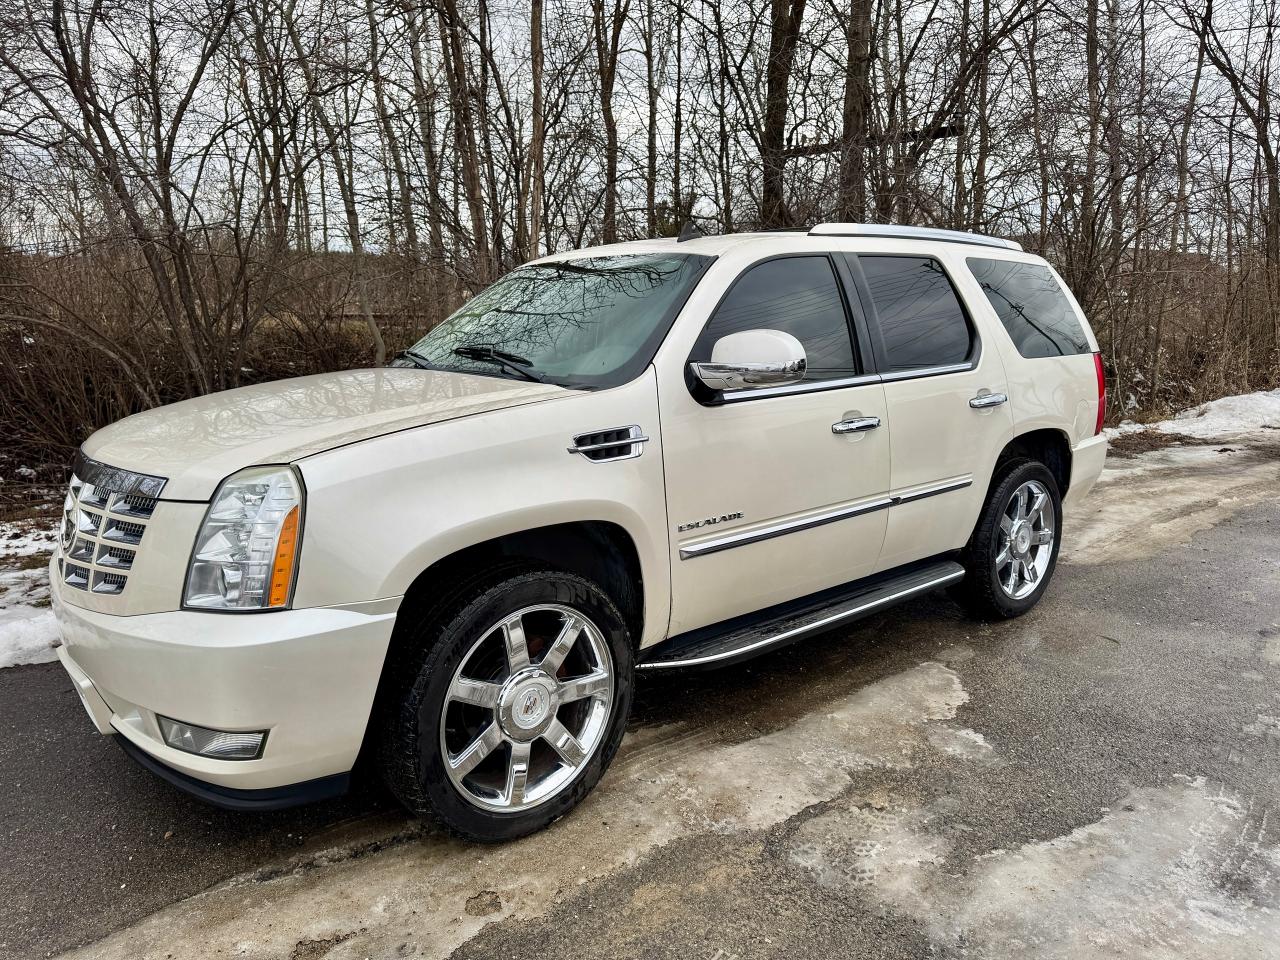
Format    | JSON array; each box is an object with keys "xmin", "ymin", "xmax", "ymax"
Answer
[
  {"xmin": 394, "ymin": 520, "xmax": 645, "ymax": 643},
  {"xmin": 996, "ymin": 427, "xmax": 1072, "ymax": 497},
  {"xmin": 357, "ymin": 520, "xmax": 646, "ymax": 776}
]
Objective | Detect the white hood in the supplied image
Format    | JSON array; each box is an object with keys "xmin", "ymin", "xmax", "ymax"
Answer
[{"xmin": 82, "ymin": 368, "xmax": 566, "ymax": 500}]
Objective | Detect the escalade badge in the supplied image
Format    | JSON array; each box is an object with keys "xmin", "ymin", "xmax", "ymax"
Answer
[{"xmin": 677, "ymin": 512, "xmax": 743, "ymax": 533}]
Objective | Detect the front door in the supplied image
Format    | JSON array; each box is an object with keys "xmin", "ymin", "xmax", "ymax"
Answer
[{"xmin": 659, "ymin": 253, "xmax": 892, "ymax": 636}]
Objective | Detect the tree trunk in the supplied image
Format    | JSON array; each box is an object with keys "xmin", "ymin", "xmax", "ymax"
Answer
[
  {"xmin": 437, "ymin": 0, "xmax": 492, "ymax": 281},
  {"xmin": 839, "ymin": 0, "xmax": 873, "ymax": 222},
  {"xmin": 528, "ymin": 0, "xmax": 546, "ymax": 257},
  {"xmin": 760, "ymin": 0, "xmax": 807, "ymax": 228},
  {"xmin": 592, "ymin": 0, "xmax": 630, "ymax": 243}
]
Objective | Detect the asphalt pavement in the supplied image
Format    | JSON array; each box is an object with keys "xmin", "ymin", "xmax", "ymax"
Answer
[{"xmin": 2, "ymin": 441, "xmax": 1279, "ymax": 960}]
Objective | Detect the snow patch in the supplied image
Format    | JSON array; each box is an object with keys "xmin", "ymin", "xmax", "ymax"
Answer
[
  {"xmin": 0, "ymin": 605, "xmax": 59, "ymax": 668},
  {"xmin": 0, "ymin": 519, "xmax": 59, "ymax": 669},
  {"xmin": 0, "ymin": 521, "xmax": 59, "ymax": 559},
  {"xmin": 1107, "ymin": 388, "xmax": 1280, "ymax": 440}
]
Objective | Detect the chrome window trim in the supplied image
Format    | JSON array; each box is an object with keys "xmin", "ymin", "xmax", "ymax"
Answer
[
  {"xmin": 878, "ymin": 360, "xmax": 977, "ymax": 383},
  {"xmin": 678, "ymin": 476, "xmax": 973, "ymax": 560},
  {"xmin": 715, "ymin": 350, "xmax": 981, "ymax": 403},
  {"xmin": 719, "ymin": 372, "xmax": 881, "ymax": 403}
]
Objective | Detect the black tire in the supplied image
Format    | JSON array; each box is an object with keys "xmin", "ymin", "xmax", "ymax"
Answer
[
  {"xmin": 951, "ymin": 457, "xmax": 1063, "ymax": 620},
  {"xmin": 379, "ymin": 569, "xmax": 633, "ymax": 842}
]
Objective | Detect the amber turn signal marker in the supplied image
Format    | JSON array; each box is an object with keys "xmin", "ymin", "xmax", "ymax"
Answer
[{"xmin": 268, "ymin": 506, "xmax": 300, "ymax": 608}]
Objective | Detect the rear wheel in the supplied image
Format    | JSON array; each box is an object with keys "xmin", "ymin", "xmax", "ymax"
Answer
[
  {"xmin": 380, "ymin": 570, "xmax": 633, "ymax": 841},
  {"xmin": 952, "ymin": 458, "xmax": 1062, "ymax": 619}
]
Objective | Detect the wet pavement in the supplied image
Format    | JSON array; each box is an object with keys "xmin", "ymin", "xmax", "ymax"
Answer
[{"xmin": 3, "ymin": 441, "xmax": 1279, "ymax": 960}]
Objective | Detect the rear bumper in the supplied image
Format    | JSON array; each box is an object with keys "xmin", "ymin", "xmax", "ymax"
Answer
[
  {"xmin": 51, "ymin": 562, "xmax": 398, "ymax": 796},
  {"xmin": 1065, "ymin": 433, "xmax": 1108, "ymax": 511}
]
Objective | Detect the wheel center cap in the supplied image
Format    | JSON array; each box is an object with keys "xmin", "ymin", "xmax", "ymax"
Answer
[
  {"xmin": 516, "ymin": 688, "xmax": 547, "ymax": 726},
  {"xmin": 498, "ymin": 669, "xmax": 558, "ymax": 739},
  {"xmin": 1014, "ymin": 525, "xmax": 1032, "ymax": 554}
]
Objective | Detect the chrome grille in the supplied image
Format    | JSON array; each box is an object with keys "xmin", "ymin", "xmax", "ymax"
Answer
[{"xmin": 58, "ymin": 455, "xmax": 166, "ymax": 596}]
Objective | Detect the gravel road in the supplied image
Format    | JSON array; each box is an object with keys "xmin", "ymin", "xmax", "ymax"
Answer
[{"xmin": 3, "ymin": 438, "xmax": 1279, "ymax": 960}]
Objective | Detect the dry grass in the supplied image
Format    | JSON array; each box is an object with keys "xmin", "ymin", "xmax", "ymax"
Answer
[{"xmin": 1105, "ymin": 430, "xmax": 1217, "ymax": 458}]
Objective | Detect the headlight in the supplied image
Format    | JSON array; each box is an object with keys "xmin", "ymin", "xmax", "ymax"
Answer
[{"xmin": 184, "ymin": 466, "xmax": 303, "ymax": 611}]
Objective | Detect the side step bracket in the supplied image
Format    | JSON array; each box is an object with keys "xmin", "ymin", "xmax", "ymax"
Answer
[{"xmin": 638, "ymin": 559, "xmax": 964, "ymax": 671}]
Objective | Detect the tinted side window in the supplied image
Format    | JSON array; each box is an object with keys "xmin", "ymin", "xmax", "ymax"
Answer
[
  {"xmin": 967, "ymin": 258, "xmax": 1091, "ymax": 358},
  {"xmin": 693, "ymin": 256, "xmax": 856, "ymax": 380},
  {"xmin": 858, "ymin": 256, "xmax": 972, "ymax": 371}
]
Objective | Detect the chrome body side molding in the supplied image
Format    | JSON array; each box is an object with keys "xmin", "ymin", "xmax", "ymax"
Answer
[
  {"xmin": 678, "ymin": 477, "xmax": 972, "ymax": 560},
  {"xmin": 891, "ymin": 476, "xmax": 973, "ymax": 505},
  {"xmin": 679, "ymin": 496, "xmax": 895, "ymax": 560}
]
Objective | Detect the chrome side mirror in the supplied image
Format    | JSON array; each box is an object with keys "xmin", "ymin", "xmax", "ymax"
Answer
[{"xmin": 690, "ymin": 329, "xmax": 807, "ymax": 392}]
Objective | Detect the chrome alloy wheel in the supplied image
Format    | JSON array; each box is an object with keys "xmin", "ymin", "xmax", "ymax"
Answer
[
  {"xmin": 440, "ymin": 603, "xmax": 614, "ymax": 813},
  {"xmin": 995, "ymin": 479, "xmax": 1055, "ymax": 600}
]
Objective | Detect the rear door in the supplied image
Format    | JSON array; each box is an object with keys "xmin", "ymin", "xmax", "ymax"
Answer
[{"xmin": 843, "ymin": 251, "xmax": 1014, "ymax": 572}]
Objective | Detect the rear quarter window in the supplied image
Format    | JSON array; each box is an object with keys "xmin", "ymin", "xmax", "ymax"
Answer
[{"xmin": 967, "ymin": 258, "xmax": 1091, "ymax": 358}]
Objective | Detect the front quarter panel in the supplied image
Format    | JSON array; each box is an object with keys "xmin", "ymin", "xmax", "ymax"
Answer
[{"xmin": 291, "ymin": 371, "xmax": 671, "ymax": 648}]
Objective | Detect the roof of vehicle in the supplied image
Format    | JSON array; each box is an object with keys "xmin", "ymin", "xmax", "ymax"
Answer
[{"xmin": 532, "ymin": 223, "xmax": 1024, "ymax": 265}]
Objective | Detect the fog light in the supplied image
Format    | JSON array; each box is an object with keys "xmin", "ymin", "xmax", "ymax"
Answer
[{"xmin": 157, "ymin": 716, "xmax": 267, "ymax": 760}]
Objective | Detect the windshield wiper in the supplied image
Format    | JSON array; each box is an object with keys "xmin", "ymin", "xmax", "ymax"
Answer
[
  {"xmin": 394, "ymin": 349, "xmax": 438, "ymax": 371},
  {"xmin": 452, "ymin": 344, "xmax": 546, "ymax": 383}
]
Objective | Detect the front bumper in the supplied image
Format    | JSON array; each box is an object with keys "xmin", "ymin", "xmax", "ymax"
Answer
[{"xmin": 52, "ymin": 561, "xmax": 399, "ymax": 799}]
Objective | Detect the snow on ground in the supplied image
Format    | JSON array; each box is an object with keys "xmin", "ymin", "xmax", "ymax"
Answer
[
  {"xmin": 0, "ymin": 517, "xmax": 59, "ymax": 669},
  {"xmin": 0, "ymin": 599, "xmax": 59, "ymax": 669},
  {"xmin": 0, "ymin": 517, "xmax": 59, "ymax": 557},
  {"xmin": 1107, "ymin": 388, "xmax": 1280, "ymax": 440}
]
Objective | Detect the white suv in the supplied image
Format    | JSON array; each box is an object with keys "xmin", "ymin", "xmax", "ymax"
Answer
[{"xmin": 51, "ymin": 224, "xmax": 1107, "ymax": 839}]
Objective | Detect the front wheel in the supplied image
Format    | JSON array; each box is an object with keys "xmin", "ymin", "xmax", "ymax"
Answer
[
  {"xmin": 951, "ymin": 458, "xmax": 1063, "ymax": 620},
  {"xmin": 380, "ymin": 570, "xmax": 633, "ymax": 841}
]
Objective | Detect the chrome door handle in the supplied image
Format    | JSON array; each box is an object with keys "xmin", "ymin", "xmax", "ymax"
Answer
[
  {"xmin": 969, "ymin": 392, "xmax": 1008, "ymax": 409},
  {"xmin": 832, "ymin": 416, "xmax": 881, "ymax": 434}
]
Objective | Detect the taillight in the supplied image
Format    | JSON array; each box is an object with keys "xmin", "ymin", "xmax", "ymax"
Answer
[{"xmin": 1093, "ymin": 352, "xmax": 1106, "ymax": 435}]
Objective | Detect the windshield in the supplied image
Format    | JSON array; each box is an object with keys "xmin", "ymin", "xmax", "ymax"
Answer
[{"xmin": 394, "ymin": 252, "xmax": 712, "ymax": 389}]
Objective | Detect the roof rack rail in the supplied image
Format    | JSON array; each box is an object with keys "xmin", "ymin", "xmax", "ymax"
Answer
[{"xmin": 807, "ymin": 222, "xmax": 1022, "ymax": 251}]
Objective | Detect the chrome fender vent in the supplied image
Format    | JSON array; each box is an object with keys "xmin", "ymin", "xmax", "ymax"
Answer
[{"xmin": 567, "ymin": 425, "xmax": 649, "ymax": 462}]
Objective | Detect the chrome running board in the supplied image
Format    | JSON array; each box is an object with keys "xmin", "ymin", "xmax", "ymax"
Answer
[{"xmin": 638, "ymin": 559, "xmax": 964, "ymax": 671}]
